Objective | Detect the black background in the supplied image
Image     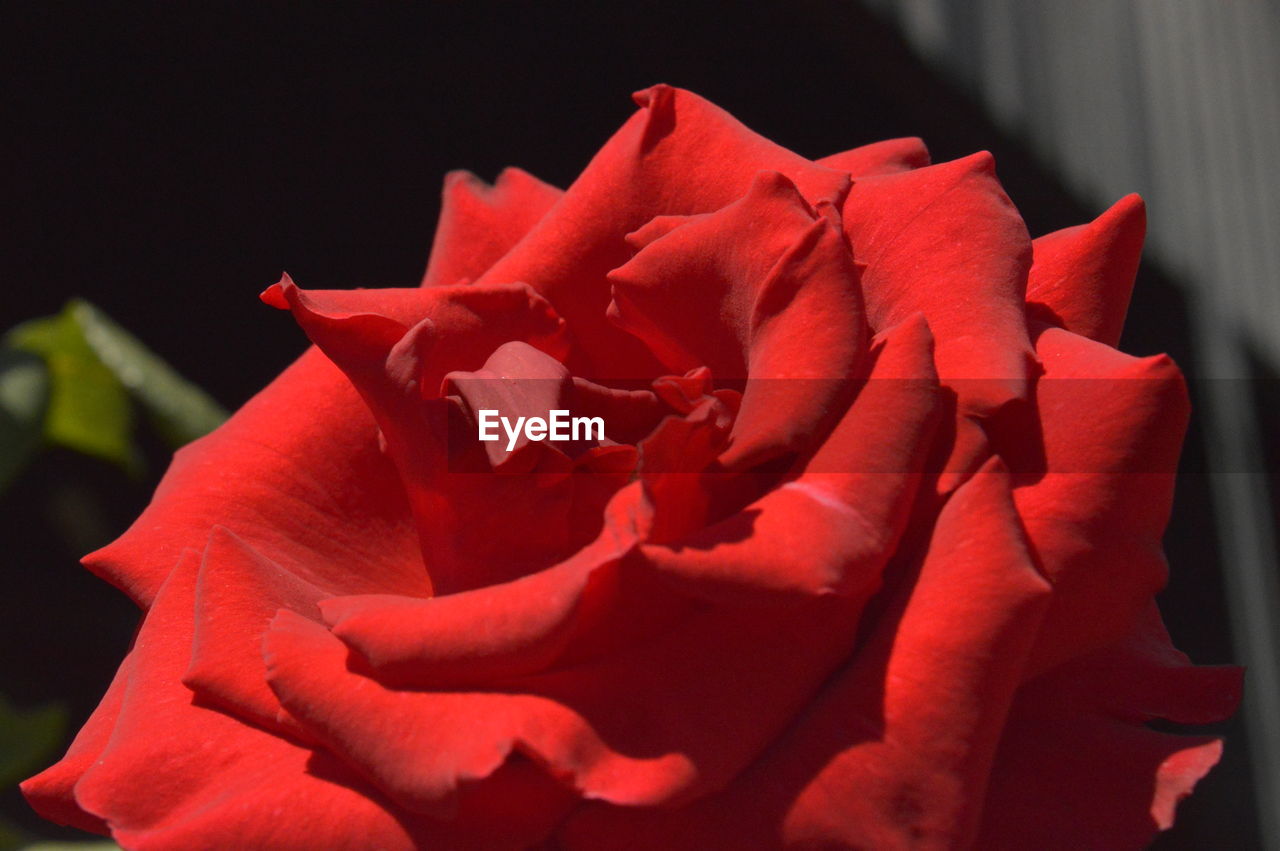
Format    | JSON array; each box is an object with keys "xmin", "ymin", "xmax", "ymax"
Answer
[{"xmin": 1, "ymin": 2, "xmax": 1257, "ymax": 846}]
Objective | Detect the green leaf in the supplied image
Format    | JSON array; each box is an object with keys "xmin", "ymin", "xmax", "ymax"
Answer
[
  {"xmin": 6, "ymin": 311, "xmax": 138, "ymax": 473},
  {"xmin": 68, "ymin": 301, "xmax": 228, "ymax": 447},
  {"xmin": 4, "ymin": 300, "xmax": 228, "ymax": 476},
  {"xmin": 0, "ymin": 697, "xmax": 67, "ymax": 791},
  {"xmin": 20, "ymin": 842, "xmax": 122, "ymax": 851},
  {"xmin": 0, "ymin": 349, "xmax": 50, "ymax": 490}
]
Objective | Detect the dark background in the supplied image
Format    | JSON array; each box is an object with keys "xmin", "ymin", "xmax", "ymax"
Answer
[{"xmin": 0, "ymin": 2, "xmax": 1257, "ymax": 846}]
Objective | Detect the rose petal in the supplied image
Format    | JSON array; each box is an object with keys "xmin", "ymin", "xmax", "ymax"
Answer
[
  {"xmin": 976, "ymin": 604, "xmax": 1241, "ymax": 849},
  {"xmin": 607, "ymin": 171, "xmax": 858, "ymax": 379},
  {"xmin": 317, "ymin": 490, "xmax": 648, "ymax": 688},
  {"xmin": 840, "ymin": 151, "xmax": 1035, "ymax": 410},
  {"xmin": 265, "ymin": 276, "xmax": 595, "ymax": 593},
  {"xmin": 182, "ymin": 526, "xmax": 326, "ymax": 739},
  {"xmin": 267, "ymin": 608, "xmax": 594, "ymax": 823},
  {"xmin": 303, "ymin": 398, "xmax": 731, "ymax": 694},
  {"xmin": 608, "ymin": 170, "xmax": 865, "ymax": 470},
  {"xmin": 981, "ymin": 723, "xmax": 1223, "ymax": 850},
  {"xmin": 1024, "ymin": 602, "xmax": 1242, "ymax": 726},
  {"xmin": 52, "ymin": 552, "xmax": 440, "ymax": 850},
  {"xmin": 84, "ymin": 344, "xmax": 423, "ymax": 607},
  {"xmin": 634, "ymin": 394, "xmax": 737, "ymax": 543},
  {"xmin": 568, "ymin": 376, "xmax": 669, "ymax": 444},
  {"xmin": 261, "ymin": 275, "xmax": 570, "ymax": 397},
  {"xmin": 268, "ymin": 586, "xmax": 875, "ymax": 819},
  {"xmin": 816, "ymin": 136, "xmax": 931, "ymax": 176},
  {"xmin": 269, "ymin": 462, "xmax": 900, "ymax": 821},
  {"xmin": 1026, "ymin": 193, "xmax": 1145, "ymax": 347},
  {"xmin": 637, "ymin": 314, "xmax": 939, "ymax": 602},
  {"xmin": 476, "ymin": 85, "xmax": 852, "ymax": 378},
  {"xmin": 559, "ymin": 461, "xmax": 1051, "ymax": 848},
  {"xmin": 442, "ymin": 341, "xmax": 578, "ymax": 473},
  {"xmin": 422, "ymin": 167, "xmax": 563, "ymax": 287},
  {"xmin": 838, "ymin": 152, "xmax": 1035, "ymax": 493},
  {"xmin": 988, "ymin": 324, "xmax": 1189, "ymax": 673}
]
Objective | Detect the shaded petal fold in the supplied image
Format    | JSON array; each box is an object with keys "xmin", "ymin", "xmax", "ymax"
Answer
[
  {"xmin": 638, "ymin": 314, "xmax": 939, "ymax": 603},
  {"xmin": 183, "ymin": 526, "xmax": 326, "ymax": 739}
]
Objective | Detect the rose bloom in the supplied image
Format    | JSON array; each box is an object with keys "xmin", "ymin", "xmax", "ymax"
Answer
[{"xmin": 25, "ymin": 86, "xmax": 1239, "ymax": 849}]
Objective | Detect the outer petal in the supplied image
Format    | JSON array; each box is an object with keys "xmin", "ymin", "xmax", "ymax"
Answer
[
  {"xmin": 977, "ymin": 604, "xmax": 1241, "ymax": 849},
  {"xmin": 1026, "ymin": 193, "xmax": 1145, "ymax": 347},
  {"xmin": 266, "ymin": 608, "xmax": 587, "ymax": 825},
  {"xmin": 840, "ymin": 152, "xmax": 1034, "ymax": 411},
  {"xmin": 838, "ymin": 152, "xmax": 1035, "ymax": 493},
  {"xmin": 93, "ymin": 275, "xmax": 558, "ymax": 605},
  {"xmin": 816, "ymin": 136, "xmax": 931, "ymax": 176},
  {"xmin": 422, "ymin": 167, "xmax": 563, "ymax": 287},
  {"xmin": 82, "ymin": 344, "xmax": 424, "ymax": 607},
  {"xmin": 559, "ymin": 462, "xmax": 1051, "ymax": 849},
  {"xmin": 267, "ymin": 589, "xmax": 874, "ymax": 821},
  {"xmin": 988, "ymin": 324, "xmax": 1189, "ymax": 673},
  {"xmin": 476, "ymin": 85, "xmax": 852, "ymax": 378},
  {"xmin": 34, "ymin": 551, "xmax": 440, "ymax": 850}
]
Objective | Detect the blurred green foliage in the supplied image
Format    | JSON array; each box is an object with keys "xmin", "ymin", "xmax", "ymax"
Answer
[
  {"xmin": 7, "ymin": 308, "xmax": 138, "ymax": 475},
  {"xmin": 1, "ymin": 299, "xmax": 229, "ymax": 489},
  {"xmin": 0, "ymin": 351, "xmax": 50, "ymax": 490},
  {"xmin": 69, "ymin": 301, "xmax": 227, "ymax": 449}
]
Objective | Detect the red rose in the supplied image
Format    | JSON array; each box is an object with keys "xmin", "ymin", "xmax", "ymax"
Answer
[{"xmin": 25, "ymin": 85, "xmax": 1239, "ymax": 849}]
